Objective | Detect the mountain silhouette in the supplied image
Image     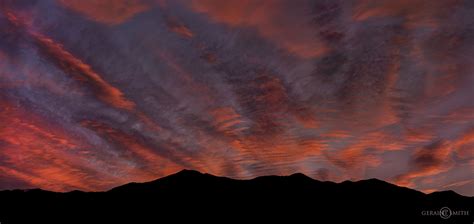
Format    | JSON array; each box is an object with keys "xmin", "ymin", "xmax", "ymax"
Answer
[{"xmin": 0, "ymin": 170, "xmax": 472, "ymax": 223}]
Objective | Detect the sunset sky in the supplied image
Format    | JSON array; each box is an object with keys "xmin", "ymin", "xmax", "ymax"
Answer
[{"xmin": 0, "ymin": 0, "xmax": 473, "ymax": 195}]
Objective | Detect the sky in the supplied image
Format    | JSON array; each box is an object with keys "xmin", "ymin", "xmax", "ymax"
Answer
[{"xmin": 0, "ymin": 0, "xmax": 473, "ymax": 195}]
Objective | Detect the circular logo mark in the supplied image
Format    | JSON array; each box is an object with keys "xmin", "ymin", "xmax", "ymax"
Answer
[{"xmin": 440, "ymin": 207, "xmax": 452, "ymax": 219}]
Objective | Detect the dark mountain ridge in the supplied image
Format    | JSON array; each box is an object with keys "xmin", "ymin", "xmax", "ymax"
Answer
[{"xmin": 0, "ymin": 170, "xmax": 472, "ymax": 223}]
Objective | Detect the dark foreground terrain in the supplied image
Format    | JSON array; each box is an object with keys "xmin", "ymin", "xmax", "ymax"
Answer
[{"xmin": 0, "ymin": 170, "xmax": 472, "ymax": 223}]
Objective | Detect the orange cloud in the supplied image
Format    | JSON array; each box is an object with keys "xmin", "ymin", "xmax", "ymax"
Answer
[
  {"xmin": 210, "ymin": 107, "xmax": 247, "ymax": 137},
  {"xmin": 57, "ymin": 0, "xmax": 151, "ymax": 25},
  {"xmin": 395, "ymin": 140, "xmax": 454, "ymax": 188},
  {"xmin": 442, "ymin": 108, "xmax": 474, "ymax": 125},
  {"xmin": 404, "ymin": 128, "xmax": 434, "ymax": 143},
  {"xmin": 442, "ymin": 179, "xmax": 474, "ymax": 189},
  {"xmin": 166, "ymin": 17, "xmax": 194, "ymax": 39},
  {"xmin": 4, "ymin": 12, "xmax": 135, "ymax": 110},
  {"xmin": 190, "ymin": 0, "xmax": 328, "ymax": 58},
  {"xmin": 0, "ymin": 100, "xmax": 106, "ymax": 191},
  {"xmin": 453, "ymin": 128, "xmax": 474, "ymax": 160},
  {"xmin": 33, "ymin": 35, "xmax": 136, "ymax": 110},
  {"xmin": 155, "ymin": 50, "xmax": 216, "ymax": 105},
  {"xmin": 352, "ymin": 0, "xmax": 458, "ymax": 29},
  {"xmin": 322, "ymin": 130, "xmax": 352, "ymax": 139},
  {"xmin": 227, "ymin": 134, "xmax": 327, "ymax": 178},
  {"xmin": 80, "ymin": 120, "xmax": 181, "ymax": 179},
  {"xmin": 323, "ymin": 129, "xmax": 414, "ymax": 179},
  {"xmin": 325, "ymin": 143, "xmax": 381, "ymax": 173},
  {"xmin": 353, "ymin": 0, "xmax": 425, "ymax": 21}
]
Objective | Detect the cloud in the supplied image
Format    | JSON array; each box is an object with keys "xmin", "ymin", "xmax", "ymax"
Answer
[
  {"xmin": 0, "ymin": 0, "xmax": 473, "ymax": 195},
  {"xmin": 34, "ymin": 34, "xmax": 136, "ymax": 110},
  {"xmin": 0, "ymin": 99, "xmax": 103, "ymax": 191},
  {"xmin": 165, "ymin": 17, "xmax": 194, "ymax": 39},
  {"xmin": 4, "ymin": 12, "xmax": 135, "ymax": 110},
  {"xmin": 189, "ymin": 0, "xmax": 328, "ymax": 58},
  {"xmin": 57, "ymin": 0, "xmax": 151, "ymax": 25},
  {"xmin": 352, "ymin": 0, "xmax": 458, "ymax": 27},
  {"xmin": 453, "ymin": 127, "xmax": 474, "ymax": 161},
  {"xmin": 80, "ymin": 120, "xmax": 181, "ymax": 175},
  {"xmin": 395, "ymin": 140, "xmax": 454, "ymax": 188}
]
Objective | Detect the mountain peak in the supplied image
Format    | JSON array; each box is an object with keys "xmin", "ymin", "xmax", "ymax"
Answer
[
  {"xmin": 174, "ymin": 169, "xmax": 204, "ymax": 176},
  {"xmin": 1, "ymin": 169, "xmax": 472, "ymax": 223}
]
